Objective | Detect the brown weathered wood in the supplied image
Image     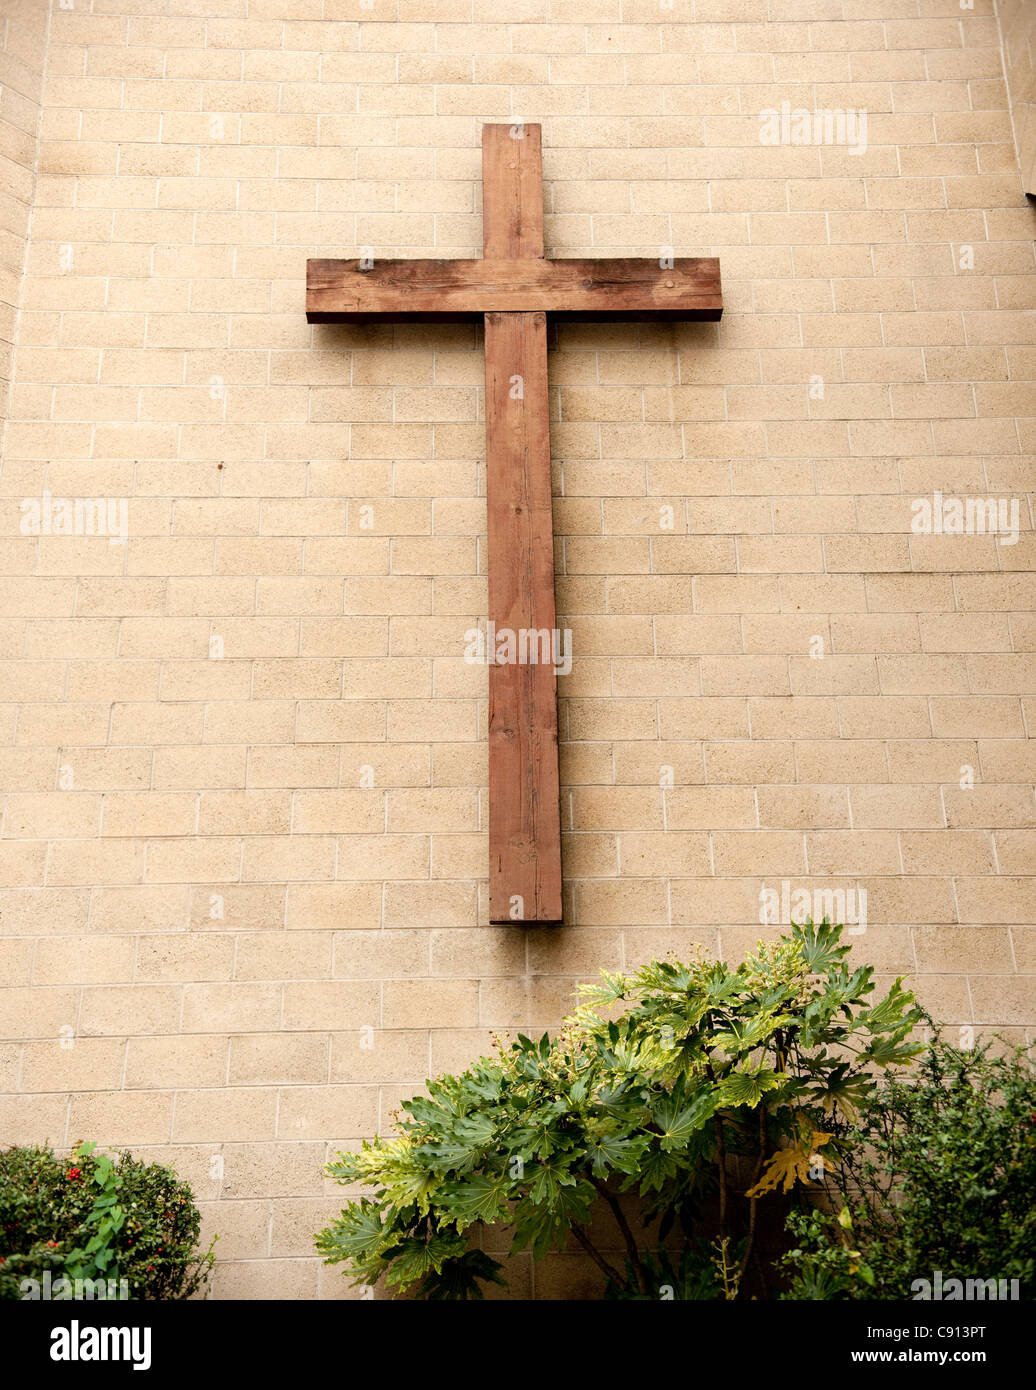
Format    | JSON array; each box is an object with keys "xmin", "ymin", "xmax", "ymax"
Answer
[
  {"xmin": 485, "ymin": 309, "xmax": 562, "ymax": 923},
  {"xmin": 482, "ymin": 122, "xmax": 544, "ymax": 259},
  {"xmin": 481, "ymin": 124, "xmax": 561, "ymax": 923},
  {"xmin": 304, "ymin": 122, "xmax": 723, "ymax": 927},
  {"xmin": 306, "ymin": 256, "xmax": 722, "ymax": 322}
]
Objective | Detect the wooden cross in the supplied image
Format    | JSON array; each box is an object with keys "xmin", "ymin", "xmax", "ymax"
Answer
[{"xmin": 307, "ymin": 123, "xmax": 722, "ymax": 925}]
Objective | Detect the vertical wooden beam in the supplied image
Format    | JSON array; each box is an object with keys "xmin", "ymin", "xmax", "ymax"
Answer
[
  {"xmin": 485, "ymin": 310, "xmax": 562, "ymax": 924},
  {"xmin": 482, "ymin": 123, "xmax": 562, "ymax": 923},
  {"xmin": 482, "ymin": 123, "xmax": 544, "ymax": 259}
]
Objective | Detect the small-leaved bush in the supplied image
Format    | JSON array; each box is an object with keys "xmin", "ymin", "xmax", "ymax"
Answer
[
  {"xmin": 317, "ymin": 921, "xmax": 921, "ymax": 1298},
  {"xmin": 0, "ymin": 1142, "xmax": 215, "ymax": 1300},
  {"xmin": 782, "ymin": 1033, "xmax": 1036, "ymax": 1300}
]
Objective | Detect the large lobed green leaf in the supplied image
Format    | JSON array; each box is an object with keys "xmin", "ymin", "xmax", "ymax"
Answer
[{"xmin": 316, "ymin": 920, "xmax": 923, "ymax": 1298}]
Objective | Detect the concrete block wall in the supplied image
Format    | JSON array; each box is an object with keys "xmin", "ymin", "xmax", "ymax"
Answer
[{"xmin": 0, "ymin": 0, "xmax": 1032, "ymax": 1298}]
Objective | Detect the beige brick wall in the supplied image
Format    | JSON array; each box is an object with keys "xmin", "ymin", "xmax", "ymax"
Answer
[
  {"xmin": 0, "ymin": 0, "xmax": 1034, "ymax": 1300},
  {"xmin": 0, "ymin": 0, "xmax": 48, "ymax": 428},
  {"xmin": 999, "ymin": 0, "xmax": 1036, "ymax": 193}
]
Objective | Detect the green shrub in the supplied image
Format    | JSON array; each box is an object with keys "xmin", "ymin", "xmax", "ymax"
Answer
[
  {"xmin": 781, "ymin": 1032, "xmax": 1036, "ymax": 1300},
  {"xmin": 0, "ymin": 1141, "xmax": 215, "ymax": 1301},
  {"xmin": 317, "ymin": 921, "xmax": 921, "ymax": 1299}
]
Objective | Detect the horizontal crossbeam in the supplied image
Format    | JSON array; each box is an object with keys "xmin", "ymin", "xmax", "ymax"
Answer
[{"xmin": 306, "ymin": 256, "xmax": 722, "ymax": 323}]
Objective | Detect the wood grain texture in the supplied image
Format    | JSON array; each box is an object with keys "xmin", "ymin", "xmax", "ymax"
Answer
[
  {"xmin": 306, "ymin": 256, "xmax": 723, "ymax": 322},
  {"xmin": 303, "ymin": 122, "xmax": 724, "ymax": 927},
  {"xmin": 482, "ymin": 122, "xmax": 544, "ymax": 259},
  {"xmin": 482, "ymin": 125, "xmax": 561, "ymax": 923},
  {"xmin": 485, "ymin": 309, "xmax": 562, "ymax": 924}
]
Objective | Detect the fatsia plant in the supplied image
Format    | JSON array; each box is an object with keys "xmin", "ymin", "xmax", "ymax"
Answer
[{"xmin": 316, "ymin": 921, "xmax": 922, "ymax": 1299}]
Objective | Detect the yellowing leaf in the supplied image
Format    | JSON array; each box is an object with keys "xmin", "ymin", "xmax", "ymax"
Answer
[{"xmin": 744, "ymin": 1129, "xmax": 832, "ymax": 1198}]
